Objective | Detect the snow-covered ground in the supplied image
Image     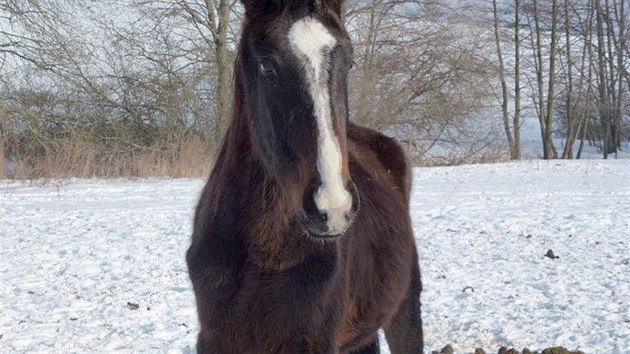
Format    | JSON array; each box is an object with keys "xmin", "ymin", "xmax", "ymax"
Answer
[{"xmin": 1, "ymin": 160, "xmax": 629, "ymax": 353}]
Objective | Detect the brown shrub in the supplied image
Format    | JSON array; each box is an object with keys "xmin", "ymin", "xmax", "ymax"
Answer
[{"xmin": 3, "ymin": 133, "xmax": 214, "ymax": 179}]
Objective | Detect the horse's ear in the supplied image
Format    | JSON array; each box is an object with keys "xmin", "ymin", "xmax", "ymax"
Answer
[{"xmin": 240, "ymin": 0, "xmax": 265, "ymax": 14}]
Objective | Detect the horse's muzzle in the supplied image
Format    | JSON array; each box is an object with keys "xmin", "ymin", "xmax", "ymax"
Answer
[{"xmin": 302, "ymin": 180, "xmax": 359, "ymax": 238}]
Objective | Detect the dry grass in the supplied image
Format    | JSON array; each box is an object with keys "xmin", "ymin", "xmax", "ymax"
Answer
[
  {"xmin": 2, "ymin": 130, "xmax": 511, "ymax": 180},
  {"xmin": 135, "ymin": 135, "xmax": 213, "ymax": 178},
  {"xmin": 2, "ymin": 134, "xmax": 214, "ymax": 180},
  {"xmin": 415, "ymin": 145, "xmax": 509, "ymax": 167},
  {"xmin": 421, "ymin": 152, "xmax": 509, "ymax": 167}
]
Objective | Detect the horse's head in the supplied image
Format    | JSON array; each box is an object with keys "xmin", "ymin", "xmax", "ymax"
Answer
[{"xmin": 237, "ymin": 0, "xmax": 358, "ymax": 238}]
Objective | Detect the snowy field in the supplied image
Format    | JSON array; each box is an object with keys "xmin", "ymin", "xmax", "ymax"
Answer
[{"xmin": 1, "ymin": 160, "xmax": 629, "ymax": 353}]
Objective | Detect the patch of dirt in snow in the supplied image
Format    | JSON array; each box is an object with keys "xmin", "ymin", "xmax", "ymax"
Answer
[{"xmin": 432, "ymin": 345, "xmax": 586, "ymax": 354}]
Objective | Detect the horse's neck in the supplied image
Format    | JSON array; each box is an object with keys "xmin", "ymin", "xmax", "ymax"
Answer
[{"xmin": 216, "ymin": 120, "xmax": 324, "ymax": 270}]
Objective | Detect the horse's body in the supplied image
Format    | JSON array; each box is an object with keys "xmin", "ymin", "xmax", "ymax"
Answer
[{"xmin": 187, "ymin": 1, "xmax": 423, "ymax": 353}]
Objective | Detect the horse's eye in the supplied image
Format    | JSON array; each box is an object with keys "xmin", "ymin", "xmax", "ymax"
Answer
[
  {"xmin": 259, "ymin": 62, "xmax": 277, "ymax": 77},
  {"xmin": 349, "ymin": 60, "xmax": 357, "ymax": 71}
]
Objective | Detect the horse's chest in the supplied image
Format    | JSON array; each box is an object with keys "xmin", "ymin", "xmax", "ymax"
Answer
[{"xmin": 221, "ymin": 257, "xmax": 344, "ymax": 344}]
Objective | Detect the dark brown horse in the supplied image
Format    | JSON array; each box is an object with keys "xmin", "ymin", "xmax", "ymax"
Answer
[{"xmin": 186, "ymin": 1, "xmax": 423, "ymax": 352}]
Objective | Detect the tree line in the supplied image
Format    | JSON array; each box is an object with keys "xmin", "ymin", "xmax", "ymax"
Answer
[
  {"xmin": 0, "ymin": 0, "xmax": 628, "ymax": 178},
  {"xmin": 492, "ymin": 0, "xmax": 628, "ymax": 159}
]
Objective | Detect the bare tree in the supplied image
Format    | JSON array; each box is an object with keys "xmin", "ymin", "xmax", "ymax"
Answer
[
  {"xmin": 346, "ymin": 1, "xmax": 499, "ymax": 163},
  {"xmin": 594, "ymin": 0, "xmax": 613, "ymax": 157},
  {"xmin": 526, "ymin": 0, "xmax": 559, "ymax": 159},
  {"xmin": 513, "ymin": 0, "xmax": 522, "ymax": 160},
  {"xmin": 134, "ymin": 0, "xmax": 239, "ymax": 146},
  {"xmin": 561, "ymin": 0, "xmax": 575, "ymax": 158},
  {"xmin": 493, "ymin": 0, "xmax": 517, "ymax": 159},
  {"xmin": 544, "ymin": 0, "xmax": 560, "ymax": 159},
  {"xmin": 2, "ymin": 0, "xmax": 628, "ymax": 177},
  {"xmin": 563, "ymin": 0, "xmax": 595, "ymax": 158}
]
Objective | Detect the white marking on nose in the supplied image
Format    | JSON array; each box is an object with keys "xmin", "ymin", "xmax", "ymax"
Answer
[{"xmin": 288, "ymin": 17, "xmax": 352, "ymax": 234}]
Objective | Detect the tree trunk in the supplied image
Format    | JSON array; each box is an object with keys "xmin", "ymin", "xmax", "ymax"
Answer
[
  {"xmin": 562, "ymin": 0, "xmax": 575, "ymax": 159},
  {"xmin": 571, "ymin": 0, "xmax": 596, "ymax": 159},
  {"xmin": 355, "ymin": 0, "xmax": 379, "ymax": 126},
  {"xmin": 212, "ymin": 0, "xmax": 232, "ymax": 148},
  {"xmin": 544, "ymin": 0, "xmax": 559, "ymax": 159},
  {"xmin": 513, "ymin": 0, "xmax": 522, "ymax": 160},
  {"xmin": 595, "ymin": 0, "xmax": 611, "ymax": 158},
  {"xmin": 604, "ymin": 0, "xmax": 618, "ymax": 155},
  {"xmin": 532, "ymin": 0, "xmax": 547, "ymax": 158},
  {"xmin": 493, "ymin": 0, "xmax": 516, "ymax": 159},
  {"xmin": 531, "ymin": 0, "xmax": 557, "ymax": 159},
  {"xmin": 577, "ymin": 114, "xmax": 589, "ymax": 159},
  {"xmin": 613, "ymin": 0, "xmax": 625, "ymax": 155}
]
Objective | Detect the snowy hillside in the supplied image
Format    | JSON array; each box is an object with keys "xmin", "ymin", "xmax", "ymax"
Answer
[{"xmin": 1, "ymin": 160, "xmax": 629, "ymax": 353}]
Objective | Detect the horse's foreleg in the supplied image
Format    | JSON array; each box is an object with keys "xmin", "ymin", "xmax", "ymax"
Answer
[{"xmin": 383, "ymin": 262, "xmax": 423, "ymax": 354}]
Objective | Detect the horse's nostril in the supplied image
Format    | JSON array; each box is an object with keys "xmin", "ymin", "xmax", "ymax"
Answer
[{"xmin": 344, "ymin": 212, "xmax": 352, "ymax": 221}]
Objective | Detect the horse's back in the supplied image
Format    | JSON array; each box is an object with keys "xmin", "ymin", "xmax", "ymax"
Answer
[{"xmin": 347, "ymin": 123, "xmax": 411, "ymax": 199}]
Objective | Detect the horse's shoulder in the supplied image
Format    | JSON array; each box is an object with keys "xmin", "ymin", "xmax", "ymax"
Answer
[{"xmin": 348, "ymin": 123, "xmax": 411, "ymax": 197}]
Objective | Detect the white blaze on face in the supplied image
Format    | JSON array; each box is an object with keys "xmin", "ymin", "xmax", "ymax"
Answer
[{"xmin": 288, "ymin": 17, "xmax": 352, "ymax": 234}]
